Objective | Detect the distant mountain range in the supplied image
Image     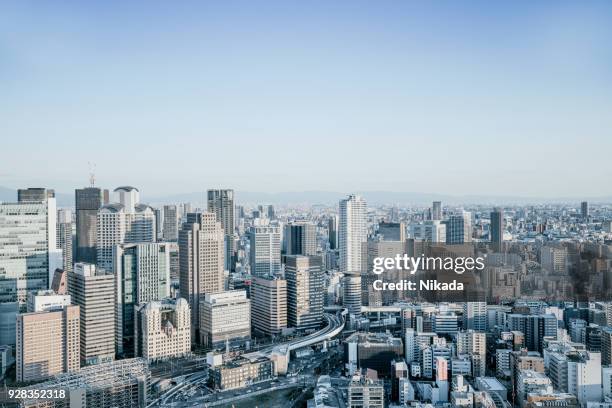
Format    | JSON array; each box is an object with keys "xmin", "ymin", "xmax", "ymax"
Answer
[{"xmin": 2, "ymin": 186, "xmax": 611, "ymax": 207}]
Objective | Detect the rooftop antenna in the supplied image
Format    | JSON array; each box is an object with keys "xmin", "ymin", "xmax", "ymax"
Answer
[{"xmin": 88, "ymin": 162, "xmax": 96, "ymax": 187}]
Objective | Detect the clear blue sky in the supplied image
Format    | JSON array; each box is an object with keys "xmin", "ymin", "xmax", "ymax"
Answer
[{"xmin": 1, "ymin": 1, "xmax": 611, "ymax": 197}]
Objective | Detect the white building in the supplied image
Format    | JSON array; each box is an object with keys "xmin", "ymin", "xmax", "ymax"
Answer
[
  {"xmin": 26, "ymin": 290, "xmax": 71, "ymax": 312},
  {"xmin": 339, "ymin": 194, "xmax": 367, "ymax": 273},
  {"xmin": 517, "ymin": 370, "xmax": 553, "ymax": 408},
  {"xmin": 96, "ymin": 186, "xmax": 156, "ymax": 271},
  {"xmin": 567, "ymin": 352, "xmax": 602, "ymax": 406},
  {"xmin": 199, "ymin": 290, "xmax": 251, "ymax": 349},
  {"xmin": 464, "ymin": 302, "xmax": 487, "ymax": 332},
  {"xmin": 136, "ymin": 298, "xmax": 190, "ymax": 362},
  {"xmin": 248, "ymin": 225, "xmax": 281, "ymax": 278},
  {"xmin": 410, "ymin": 220, "xmax": 446, "ymax": 243}
]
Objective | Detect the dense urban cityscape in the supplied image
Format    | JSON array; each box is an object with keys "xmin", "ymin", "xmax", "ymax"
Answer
[{"xmin": 0, "ymin": 185, "xmax": 611, "ymax": 408}]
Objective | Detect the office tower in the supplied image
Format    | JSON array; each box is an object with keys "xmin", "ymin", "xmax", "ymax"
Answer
[
  {"xmin": 463, "ymin": 302, "xmax": 487, "ymax": 331},
  {"xmin": 179, "ymin": 212, "xmax": 225, "ymax": 338},
  {"xmin": 162, "ymin": 204, "xmax": 178, "ymax": 241},
  {"xmin": 456, "ymin": 330, "xmax": 486, "ymax": 377},
  {"xmin": 343, "ymin": 274, "xmax": 362, "ymax": 315},
  {"xmin": 251, "ymin": 276, "xmax": 287, "ymax": 337},
  {"xmin": 285, "ymin": 255, "xmax": 324, "ymax": 331},
  {"xmin": 27, "ymin": 289, "xmax": 71, "ymax": 313},
  {"xmin": 445, "ymin": 211, "xmax": 472, "ymax": 244},
  {"xmin": 0, "ymin": 188, "xmax": 57, "ymax": 309},
  {"xmin": 339, "ymin": 194, "xmax": 367, "ymax": 273},
  {"xmin": 19, "ymin": 358, "xmax": 150, "ymax": 408},
  {"xmin": 410, "ymin": 220, "xmax": 446, "ymax": 243},
  {"xmin": 135, "ymin": 298, "xmax": 190, "ymax": 362},
  {"xmin": 75, "ymin": 187, "xmax": 102, "ymax": 263},
  {"xmin": 114, "ymin": 243, "xmax": 171, "ymax": 357},
  {"xmin": 490, "ymin": 208, "xmax": 504, "ymax": 250},
  {"xmin": 507, "ymin": 314, "xmax": 557, "ymax": 352},
  {"xmin": 167, "ymin": 242, "xmax": 180, "ymax": 281},
  {"xmin": 345, "ymin": 332, "xmax": 404, "ymax": 377},
  {"xmin": 154, "ymin": 207, "xmax": 163, "ymax": 241},
  {"xmin": 285, "ymin": 221, "xmax": 317, "ymax": 256},
  {"xmin": 328, "ymin": 215, "xmax": 338, "ymax": 250},
  {"xmin": 199, "ymin": 290, "xmax": 250, "ymax": 349},
  {"xmin": 96, "ymin": 187, "xmax": 156, "ymax": 271},
  {"xmin": 432, "ymin": 201, "xmax": 442, "ymax": 221},
  {"xmin": 16, "ymin": 304, "xmax": 80, "ymax": 382},
  {"xmin": 56, "ymin": 209, "xmax": 73, "ymax": 273},
  {"xmin": 248, "ymin": 225, "xmax": 281, "ymax": 278},
  {"xmin": 68, "ymin": 263, "xmax": 115, "ymax": 366},
  {"xmin": 207, "ymin": 189, "xmax": 235, "ymax": 270},
  {"xmin": 377, "ymin": 221, "xmax": 406, "ymax": 241},
  {"xmin": 581, "ymin": 201, "xmax": 589, "ymax": 220}
]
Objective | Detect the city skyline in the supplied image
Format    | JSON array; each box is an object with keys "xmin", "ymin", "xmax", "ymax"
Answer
[{"xmin": 2, "ymin": 1, "xmax": 612, "ymax": 196}]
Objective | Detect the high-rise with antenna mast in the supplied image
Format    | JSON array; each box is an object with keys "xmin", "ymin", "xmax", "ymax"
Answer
[{"xmin": 75, "ymin": 169, "xmax": 102, "ymax": 264}]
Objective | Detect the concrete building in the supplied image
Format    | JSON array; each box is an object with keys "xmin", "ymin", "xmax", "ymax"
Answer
[
  {"xmin": 377, "ymin": 221, "xmax": 406, "ymax": 241},
  {"xmin": 16, "ymin": 304, "xmax": 80, "ymax": 382},
  {"xmin": 75, "ymin": 187, "xmax": 103, "ymax": 264},
  {"xmin": 490, "ymin": 208, "xmax": 504, "ymax": 250},
  {"xmin": 179, "ymin": 212, "xmax": 225, "ymax": 340},
  {"xmin": 212, "ymin": 356, "xmax": 275, "ymax": 390},
  {"xmin": 432, "ymin": 201, "xmax": 442, "ymax": 221},
  {"xmin": 456, "ymin": 330, "xmax": 486, "ymax": 377},
  {"xmin": 285, "ymin": 255, "xmax": 324, "ymax": 331},
  {"xmin": 20, "ymin": 358, "xmax": 150, "ymax": 408},
  {"xmin": 464, "ymin": 302, "xmax": 487, "ymax": 332},
  {"xmin": 517, "ymin": 370, "xmax": 553, "ymax": 408},
  {"xmin": 250, "ymin": 276, "xmax": 287, "ymax": 337},
  {"xmin": 68, "ymin": 263, "xmax": 115, "ymax": 366},
  {"xmin": 445, "ymin": 211, "xmax": 472, "ymax": 244},
  {"xmin": 345, "ymin": 332, "xmax": 404, "ymax": 378},
  {"xmin": 248, "ymin": 224, "xmax": 281, "ymax": 278},
  {"xmin": 348, "ymin": 373, "xmax": 384, "ymax": 408},
  {"xmin": 96, "ymin": 187, "xmax": 156, "ymax": 271},
  {"xmin": 114, "ymin": 242, "xmax": 171, "ymax": 357},
  {"xmin": 339, "ymin": 194, "xmax": 367, "ymax": 274},
  {"xmin": 27, "ymin": 290, "xmax": 71, "ymax": 313},
  {"xmin": 162, "ymin": 204, "xmax": 179, "ymax": 241},
  {"xmin": 207, "ymin": 189, "xmax": 235, "ymax": 271},
  {"xmin": 199, "ymin": 290, "xmax": 250, "ymax": 349},
  {"xmin": 285, "ymin": 221, "xmax": 317, "ymax": 256},
  {"xmin": 135, "ymin": 298, "xmax": 190, "ymax": 362},
  {"xmin": 57, "ymin": 209, "xmax": 73, "ymax": 273},
  {"xmin": 410, "ymin": 220, "xmax": 447, "ymax": 243}
]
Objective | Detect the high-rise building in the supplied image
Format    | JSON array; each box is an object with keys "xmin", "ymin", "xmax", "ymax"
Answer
[
  {"xmin": 207, "ymin": 189, "xmax": 235, "ymax": 270},
  {"xmin": 248, "ymin": 225, "xmax": 281, "ymax": 278},
  {"xmin": 348, "ymin": 373, "xmax": 384, "ymax": 408},
  {"xmin": 16, "ymin": 304, "xmax": 80, "ymax": 382},
  {"xmin": 456, "ymin": 330, "xmax": 486, "ymax": 377},
  {"xmin": 199, "ymin": 290, "xmax": 251, "ymax": 349},
  {"xmin": 445, "ymin": 211, "xmax": 472, "ymax": 244},
  {"xmin": 75, "ymin": 187, "xmax": 102, "ymax": 264},
  {"xmin": 339, "ymin": 195, "xmax": 366, "ymax": 315},
  {"xmin": 68, "ymin": 263, "xmax": 115, "ymax": 366},
  {"xmin": 410, "ymin": 220, "xmax": 446, "ymax": 243},
  {"xmin": 581, "ymin": 201, "xmax": 589, "ymax": 220},
  {"xmin": 0, "ymin": 188, "xmax": 57, "ymax": 308},
  {"xmin": 377, "ymin": 221, "xmax": 405, "ymax": 241},
  {"xmin": 57, "ymin": 209, "xmax": 73, "ymax": 273},
  {"xmin": 285, "ymin": 255, "xmax": 324, "ymax": 331},
  {"xmin": 135, "ymin": 298, "xmax": 190, "ymax": 362},
  {"xmin": 114, "ymin": 243, "xmax": 171, "ymax": 357},
  {"xmin": 179, "ymin": 212, "xmax": 225, "ymax": 339},
  {"xmin": 463, "ymin": 302, "xmax": 487, "ymax": 331},
  {"xmin": 27, "ymin": 289, "xmax": 71, "ymax": 313},
  {"xmin": 328, "ymin": 216, "xmax": 338, "ymax": 250},
  {"xmin": 96, "ymin": 187, "xmax": 156, "ymax": 271},
  {"xmin": 162, "ymin": 204, "xmax": 178, "ymax": 241},
  {"xmin": 507, "ymin": 314, "xmax": 557, "ymax": 352},
  {"xmin": 251, "ymin": 276, "xmax": 287, "ymax": 337},
  {"xmin": 285, "ymin": 221, "xmax": 317, "ymax": 256},
  {"xmin": 432, "ymin": 201, "xmax": 442, "ymax": 221},
  {"xmin": 339, "ymin": 194, "xmax": 367, "ymax": 273},
  {"xmin": 490, "ymin": 208, "xmax": 504, "ymax": 250}
]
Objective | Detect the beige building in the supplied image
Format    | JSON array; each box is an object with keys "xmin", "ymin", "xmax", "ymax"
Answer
[
  {"xmin": 200, "ymin": 290, "xmax": 250, "ymax": 349},
  {"xmin": 136, "ymin": 298, "xmax": 191, "ymax": 362},
  {"xmin": 251, "ymin": 276, "xmax": 287, "ymax": 337},
  {"xmin": 16, "ymin": 304, "xmax": 80, "ymax": 382},
  {"xmin": 69, "ymin": 263, "xmax": 115, "ymax": 366},
  {"xmin": 212, "ymin": 356, "xmax": 275, "ymax": 390},
  {"xmin": 179, "ymin": 212, "xmax": 225, "ymax": 340}
]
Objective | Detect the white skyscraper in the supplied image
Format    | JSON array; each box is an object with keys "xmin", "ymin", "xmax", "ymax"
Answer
[
  {"xmin": 339, "ymin": 194, "xmax": 367, "ymax": 273},
  {"xmin": 463, "ymin": 302, "xmax": 487, "ymax": 332},
  {"xmin": 96, "ymin": 187, "xmax": 156, "ymax": 271},
  {"xmin": 339, "ymin": 194, "xmax": 366, "ymax": 315}
]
